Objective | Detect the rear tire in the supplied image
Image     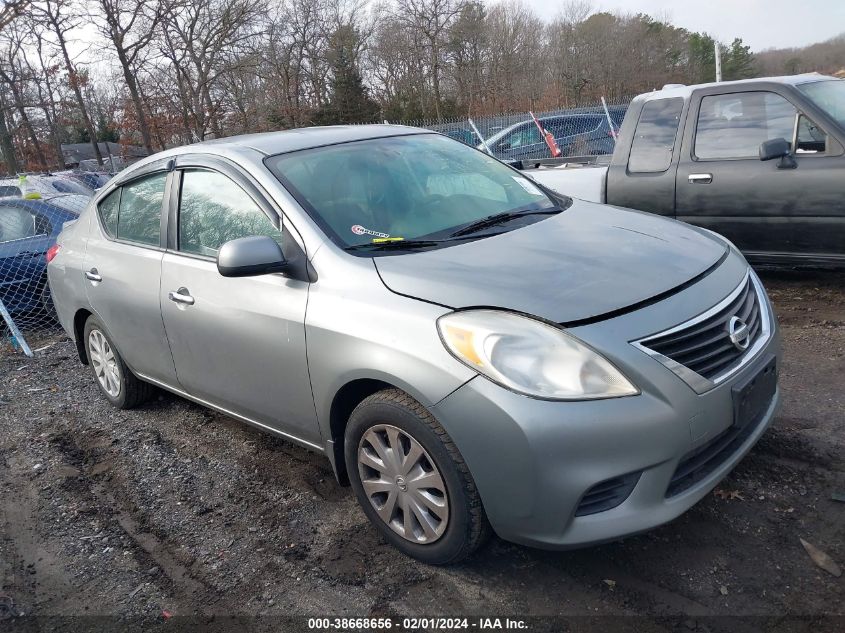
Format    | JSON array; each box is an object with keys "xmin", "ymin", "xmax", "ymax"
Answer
[
  {"xmin": 83, "ymin": 315, "xmax": 154, "ymax": 409},
  {"xmin": 345, "ymin": 388, "xmax": 491, "ymax": 564}
]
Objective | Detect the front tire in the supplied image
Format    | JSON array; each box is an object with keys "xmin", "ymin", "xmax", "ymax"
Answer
[
  {"xmin": 345, "ymin": 389, "xmax": 490, "ymax": 564},
  {"xmin": 83, "ymin": 315, "xmax": 154, "ymax": 409}
]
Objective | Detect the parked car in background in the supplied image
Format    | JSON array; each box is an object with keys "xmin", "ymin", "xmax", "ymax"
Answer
[
  {"xmin": 49, "ymin": 126, "xmax": 780, "ymax": 564},
  {"xmin": 527, "ymin": 75, "xmax": 845, "ymax": 268},
  {"xmin": 66, "ymin": 171, "xmax": 112, "ymax": 191},
  {"xmin": 0, "ymin": 174, "xmax": 93, "ymax": 199},
  {"xmin": 482, "ymin": 107, "xmax": 627, "ymax": 161},
  {"xmin": 442, "ymin": 127, "xmax": 478, "ymax": 146},
  {"xmin": 40, "ymin": 194, "xmax": 92, "ymax": 215},
  {"xmin": 1, "ymin": 198, "xmax": 79, "ymax": 317}
]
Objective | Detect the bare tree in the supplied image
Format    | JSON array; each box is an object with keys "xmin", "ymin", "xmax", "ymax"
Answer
[
  {"xmin": 392, "ymin": 0, "xmax": 466, "ymax": 121},
  {"xmin": 33, "ymin": 0, "xmax": 104, "ymax": 165},
  {"xmin": 0, "ymin": 21, "xmax": 49, "ymax": 169},
  {"xmin": 159, "ymin": 0, "xmax": 265, "ymax": 140},
  {"xmin": 91, "ymin": 0, "xmax": 169, "ymax": 153}
]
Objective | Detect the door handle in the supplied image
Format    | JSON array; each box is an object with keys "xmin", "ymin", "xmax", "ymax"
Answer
[
  {"xmin": 85, "ymin": 268, "xmax": 102, "ymax": 282},
  {"xmin": 168, "ymin": 287, "xmax": 195, "ymax": 306},
  {"xmin": 688, "ymin": 173, "xmax": 713, "ymax": 184}
]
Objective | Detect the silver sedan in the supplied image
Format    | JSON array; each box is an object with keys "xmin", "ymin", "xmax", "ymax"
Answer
[{"xmin": 47, "ymin": 126, "xmax": 781, "ymax": 563}]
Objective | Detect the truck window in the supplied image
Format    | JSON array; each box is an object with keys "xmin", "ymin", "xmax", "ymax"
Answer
[
  {"xmin": 795, "ymin": 115, "xmax": 828, "ymax": 154},
  {"xmin": 695, "ymin": 92, "xmax": 796, "ymax": 160},
  {"xmin": 628, "ymin": 98, "xmax": 684, "ymax": 173}
]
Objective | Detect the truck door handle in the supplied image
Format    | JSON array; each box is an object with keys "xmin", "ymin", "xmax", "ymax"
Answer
[
  {"xmin": 168, "ymin": 287, "xmax": 195, "ymax": 306},
  {"xmin": 688, "ymin": 173, "xmax": 713, "ymax": 184},
  {"xmin": 85, "ymin": 268, "xmax": 102, "ymax": 282}
]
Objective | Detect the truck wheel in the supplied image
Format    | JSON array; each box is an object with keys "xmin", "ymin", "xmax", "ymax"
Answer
[
  {"xmin": 345, "ymin": 389, "xmax": 491, "ymax": 564},
  {"xmin": 83, "ymin": 315, "xmax": 154, "ymax": 409}
]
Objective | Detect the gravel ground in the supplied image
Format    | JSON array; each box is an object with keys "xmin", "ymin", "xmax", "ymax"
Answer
[{"xmin": 1, "ymin": 271, "xmax": 843, "ymax": 631}]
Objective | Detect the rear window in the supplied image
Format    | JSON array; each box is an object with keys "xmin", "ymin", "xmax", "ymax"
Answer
[
  {"xmin": 628, "ymin": 98, "xmax": 684, "ymax": 173},
  {"xmin": 0, "ymin": 206, "xmax": 36, "ymax": 242}
]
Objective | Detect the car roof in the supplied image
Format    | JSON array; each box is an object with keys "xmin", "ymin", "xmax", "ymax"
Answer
[
  {"xmin": 638, "ymin": 74, "xmax": 840, "ymax": 102},
  {"xmin": 194, "ymin": 124, "xmax": 429, "ymax": 156}
]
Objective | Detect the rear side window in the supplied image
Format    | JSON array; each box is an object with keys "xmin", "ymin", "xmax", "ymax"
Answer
[
  {"xmin": 0, "ymin": 206, "xmax": 36, "ymax": 242},
  {"xmin": 117, "ymin": 173, "xmax": 166, "ymax": 246},
  {"xmin": 695, "ymin": 92, "xmax": 796, "ymax": 160},
  {"xmin": 178, "ymin": 169, "xmax": 279, "ymax": 257},
  {"xmin": 628, "ymin": 98, "xmax": 684, "ymax": 173},
  {"xmin": 97, "ymin": 189, "xmax": 120, "ymax": 238}
]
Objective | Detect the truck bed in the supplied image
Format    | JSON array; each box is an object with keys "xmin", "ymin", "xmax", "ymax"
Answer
[{"xmin": 523, "ymin": 161, "xmax": 607, "ymax": 203}]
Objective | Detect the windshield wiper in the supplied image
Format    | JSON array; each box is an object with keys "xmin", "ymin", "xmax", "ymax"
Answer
[
  {"xmin": 344, "ymin": 239, "xmax": 444, "ymax": 252},
  {"xmin": 344, "ymin": 232, "xmax": 507, "ymax": 253},
  {"xmin": 448, "ymin": 207, "xmax": 561, "ymax": 238}
]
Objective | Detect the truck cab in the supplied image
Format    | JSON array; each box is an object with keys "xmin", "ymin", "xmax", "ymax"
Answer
[{"xmin": 530, "ymin": 75, "xmax": 845, "ymax": 267}]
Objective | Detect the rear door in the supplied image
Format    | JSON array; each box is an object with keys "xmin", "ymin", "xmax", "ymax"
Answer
[
  {"xmin": 606, "ymin": 96, "xmax": 686, "ymax": 216},
  {"xmin": 83, "ymin": 167, "xmax": 178, "ymax": 385},
  {"xmin": 674, "ymin": 87, "xmax": 845, "ymax": 259},
  {"xmin": 158, "ymin": 156, "xmax": 319, "ymax": 444}
]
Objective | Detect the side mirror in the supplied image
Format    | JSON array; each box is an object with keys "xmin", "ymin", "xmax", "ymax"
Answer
[
  {"xmin": 498, "ymin": 141, "xmax": 511, "ymax": 151},
  {"xmin": 217, "ymin": 235, "xmax": 288, "ymax": 277},
  {"xmin": 759, "ymin": 138, "xmax": 797, "ymax": 169}
]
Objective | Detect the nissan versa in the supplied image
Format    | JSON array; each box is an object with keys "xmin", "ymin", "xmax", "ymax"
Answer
[{"xmin": 47, "ymin": 126, "xmax": 781, "ymax": 564}]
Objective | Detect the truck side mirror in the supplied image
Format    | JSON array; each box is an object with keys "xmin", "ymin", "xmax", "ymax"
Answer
[{"xmin": 759, "ymin": 138, "xmax": 796, "ymax": 169}]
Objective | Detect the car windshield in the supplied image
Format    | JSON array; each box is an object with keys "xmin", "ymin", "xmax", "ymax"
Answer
[
  {"xmin": 267, "ymin": 133, "xmax": 561, "ymax": 251},
  {"xmin": 799, "ymin": 79, "xmax": 845, "ymax": 128}
]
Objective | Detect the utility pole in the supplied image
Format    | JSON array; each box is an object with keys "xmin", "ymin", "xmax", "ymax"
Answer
[{"xmin": 715, "ymin": 41, "xmax": 723, "ymax": 82}]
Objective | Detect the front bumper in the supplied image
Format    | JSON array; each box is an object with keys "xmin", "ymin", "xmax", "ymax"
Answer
[{"xmin": 431, "ymin": 277, "xmax": 781, "ymax": 549}]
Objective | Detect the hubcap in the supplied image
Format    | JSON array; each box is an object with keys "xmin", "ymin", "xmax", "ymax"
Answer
[
  {"xmin": 357, "ymin": 424, "xmax": 449, "ymax": 544},
  {"xmin": 88, "ymin": 329, "xmax": 121, "ymax": 398}
]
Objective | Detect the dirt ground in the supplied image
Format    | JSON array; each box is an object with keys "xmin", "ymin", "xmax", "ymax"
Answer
[{"xmin": 1, "ymin": 271, "xmax": 843, "ymax": 631}]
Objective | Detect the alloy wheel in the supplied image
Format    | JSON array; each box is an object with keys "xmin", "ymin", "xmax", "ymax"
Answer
[{"xmin": 357, "ymin": 424, "xmax": 450, "ymax": 544}]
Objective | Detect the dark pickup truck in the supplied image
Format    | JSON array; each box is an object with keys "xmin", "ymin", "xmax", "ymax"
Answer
[{"xmin": 527, "ymin": 74, "xmax": 845, "ymax": 268}]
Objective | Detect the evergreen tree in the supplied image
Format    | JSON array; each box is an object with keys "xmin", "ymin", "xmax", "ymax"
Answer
[
  {"xmin": 723, "ymin": 38, "xmax": 757, "ymax": 80},
  {"xmin": 313, "ymin": 25, "xmax": 380, "ymax": 126}
]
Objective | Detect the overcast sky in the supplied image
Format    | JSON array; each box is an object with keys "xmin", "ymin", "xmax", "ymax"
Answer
[{"xmin": 510, "ymin": 0, "xmax": 845, "ymax": 51}]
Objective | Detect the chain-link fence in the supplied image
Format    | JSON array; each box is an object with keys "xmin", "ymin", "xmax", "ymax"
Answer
[
  {"xmin": 0, "ymin": 172, "xmax": 104, "ymax": 356},
  {"xmin": 395, "ymin": 97, "xmax": 634, "ymax": 162}
]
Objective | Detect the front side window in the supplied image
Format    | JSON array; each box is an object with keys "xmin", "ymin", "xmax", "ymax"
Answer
[
  {"xmin": 695, "ymin": 92, "xmax": 796, "ymax": 160},
  {"xmin": 0, "ymin": 206, "xmax": 37, "ymax": 243},
  {"xmin": 266, "ymin": 134, "xmax": 559, "ymax": 251},
  {"xmin": 117, "ymin": 172, "xmax": 166, "ymax": 246},
  {"xmin": 628, "ymin": 98, "xmax": 684, "ymax": 173},
  {"xmin": 504, "ymin": 124, "xmax": 541, "ymax": 149},
  {"xmin": 178, "ymin": 169, "xmax": 279, "ymax": 257}
]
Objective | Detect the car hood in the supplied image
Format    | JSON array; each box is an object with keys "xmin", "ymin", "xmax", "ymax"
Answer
[{"xmin": 374, "ymin": 200, "xmax": 728, "ymax": 324}]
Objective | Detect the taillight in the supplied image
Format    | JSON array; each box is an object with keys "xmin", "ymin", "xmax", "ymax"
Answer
[{"xmin": 46, "ymin": 243, "xmax": 60, "ymax": 263}]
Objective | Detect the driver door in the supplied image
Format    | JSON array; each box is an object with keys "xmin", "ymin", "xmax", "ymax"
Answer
[
  {"xmin": 675, "ymin": 89, "xmax": 845, "ymax": 259},
  {"xmin": 159, "ymin": 159, "xmax": 320, "ymax": 444}
]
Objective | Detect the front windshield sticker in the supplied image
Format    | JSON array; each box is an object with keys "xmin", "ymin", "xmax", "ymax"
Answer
[
  {"xmin": 512, "ymin": 176, "xmax": 543, "ymax": 196},
  {"xmin": 351, "ymin": 224, "xmax": 389, "ymax": 238}
]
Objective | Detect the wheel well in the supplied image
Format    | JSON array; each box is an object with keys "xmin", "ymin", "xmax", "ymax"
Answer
[
  {"xmin": 73, "ymin": 309, "xmax": 92, "ymax": 364},
  {"xmin": 328, "ymin": 378, "xmax": 394, "ymax": 484}
]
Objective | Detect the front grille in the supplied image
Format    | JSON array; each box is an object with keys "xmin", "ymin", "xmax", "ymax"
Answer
[
  {"xmin": 666, "ymin": 408, "xmax": 768, "ymax": 498},
  {"xmin": 639, "ymin": 275, "xmax": 763, "ymax": 381},
  {"xmin": 575, "ymin": 471, "xmax": 641, "ymax": 516}
]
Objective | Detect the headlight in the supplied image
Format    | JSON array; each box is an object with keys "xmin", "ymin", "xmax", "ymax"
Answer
[{"xmin": 437, "ymin": 310, "xmax": 638, "ymax": 400}]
